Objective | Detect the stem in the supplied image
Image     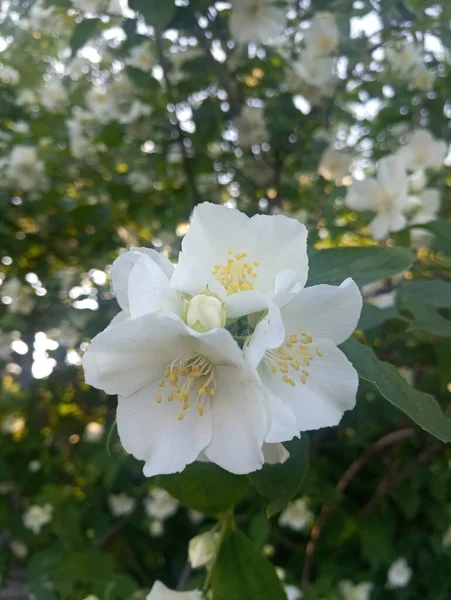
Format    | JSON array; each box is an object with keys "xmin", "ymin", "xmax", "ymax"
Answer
[{"xmin": 202, "ymin": 511, "xmax": 233, "ymax": 595}]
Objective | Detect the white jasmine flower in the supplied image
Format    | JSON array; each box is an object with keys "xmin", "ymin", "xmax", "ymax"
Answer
[
  {"xmin": 128, "ymin": 171, "xmax": 154, "ymax": 193},
  {"xmin": 6, "ymin": 146, "xmax": 46, "ymax": 192},
  {"xmin": 369, "ymin": 290, "xmax": 396, "ymax": 309},
  {"xmin": 442, "ymin": 525, "xmax": 451, "ymax": 549},
  {"xmin": 150, "ymin": 520, "xmax": 165, "ymax": 537},
  {"xmin": 40, "ymin": 79, "xmax": 68, "ymax": 113},
  {"xmin": 28, "ymin": 0, "xmax": 59, "ymax": 34},
  {"xmin": 71, "ymin": 0, "xmax": 106, "ymax": 11},
  {"xmin": 12, "ymin": 121, "xmax": 30, "ymax": 134},
  {"xmin": 410, "ymin": 227, "xmax": 434, "ymax": 249},
  {"xmin": 247, "ymin": 278, "xmax": 361, "ymax": 443},
  {"xmin": 279, "ymin": 498, "xmax": 313, "ymax": 532},
  {"xmin": 303, "ymin": 12, "xmax": 339, "ymax": 57},
  {"xmin": 0, "ymin": 64, "xmax": 20, "ymax": 85},
  {"xmin": 23, "ymin": 504, "xmax": 53, "ymax": 534},
  {"xmin": 235, "ymin": 105, "xmax": 268, "ymax": 148},
  {"xmin": 16, "ymin": 89, "xmax": 37, "ymax": 107},
  {"xmin": 108, "ymin": 493, "xmax": 137, "ymax": 517},
  {"xmin": 147, "ymin": 581, "xmax": 201, "ymax": 600},
  {"xmin": 126, "ymin": 41, "xmax": 155, "ymax": 72},
  {"xmin": 339, "ymin": 580, "xmax": 373, "ymax": 600},
  {"xmin": 188, "ymin": 510, "xmax": 205, "ymax": 525},
  {"xmin": 171, "ymin": 202, "xmax": 309, "ymax": 320},
  {"xmin": 408, "ymin": 170, "xmax": 426, "ymax": 194},
  {"xmin": 285, "ymin": 585, "xmax": 303, "ymax": 600},
  {"xmin": 409, "ymin": 63, "xmax": 435, "ymax": 91},
  {"xmin": 229, "ymin": 0, "xmax": 286, "ymax": 45},
  {"xmin": 345, "ymin": 155, "xmax": 409, "ymax": 240},
  {"xmin": 83, "ymin": 310, "xmax": 268, "ymax": 475},
  {"xmin": 318, "ymin": 147, "xmax": 353, "ymax": 184},
  {"xmin": 107, "ymin": 0, "xmax": 123, "ymax": 15},
  {"xmin": 397, "ymin": 367, "xmax": 414, "ymax": 387},
  {"xmin": 398, "ymin": 128, "xmax": 447, "ymax": 172},
  {"xmin": 386, "ymin": 42, "xmax": 422, "ymax": 77},
  {"xmin": 10, "ymin": 540, "xmax": 28, "ymax": 558},
  {"xmin": 386, "ymin": 558, "xmax": 412, "ymax": 589},
  {"xmin": 84, "ymin": 421, "xmax": 105, "ymax": 442},
  {"xmin": 287, "ymin": 54, "xmax": 337, "ymax": 102},
  {"xmin": 408, "ymin": 188, "xmax": 440, "ymax": 225},
  {"xmin": 188, "ymin": 531, "xmax": 220, "ymax": 568},
  {"xmin": 86, "ymin": 87, "xmax": 117, "ymax": 121},
  {"xmin": 144, "ymin": 489, "xmax": 178, "ymax": 521}
]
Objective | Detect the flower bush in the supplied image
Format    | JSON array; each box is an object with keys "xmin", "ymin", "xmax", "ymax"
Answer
[{"xmin": 1, "ymin": 0, "xmax": 451, "ymax": 599}]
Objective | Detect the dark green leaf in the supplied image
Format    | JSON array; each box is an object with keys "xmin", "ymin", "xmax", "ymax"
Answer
[
  {"xmin": 157, "ymin": 462, "xmax": 249, "ymax": 517},
  {"xmin": 248, "ymin": 511, "xmax": 270, "ymax": 548},
  {"xmin": 399, "ymin": 279, "xmax": 451, "ymax": 308},
  {"xmin": 342, "ymin": 338, "xmax": 451, "ymax": 442},
  {"xmin": 248, "ymin": 436, "xmax": 309, "ymax": 517},
  {"xmin": 212, "ymin": 529, "xmax": 287, "ymax": 600},
  {"xmin": 427, "ymin": 220, "xmax": 451, "ymax": 254},
  {"xmin": 70, "ymin": 18, "xmax": 101, "ymax": 56},
  {"xmin": 308, "ymin": 246, "xmax": 414, "ymax": 287},
  {"xmin": 134, "ymin": 0, "xmax": 176, "ymax": 30},
  {"xmin": 358, "ymin": 302, "xmax": 399, "ymax": 330},
  {"xmin": 402, "ymin": 298, "xmax": 451, "ymax": 337}
]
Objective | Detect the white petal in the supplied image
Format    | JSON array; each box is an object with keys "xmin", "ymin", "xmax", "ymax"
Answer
[
  {"xmin": 128, "ymin": 254, "xmax": 182, "ymax": 319},
  {"xmin": 280, "ymin": 279, "xmax": 362, "ymax": 346},
  {"xmin": 345, "ymin": 179, "xmax": 381, "ymax": 211},
  {"xmin": 246, "ymin": 302, "xmax": 286, "ymax": 369},
  {"xmin": 378, "ymin": 155, "xmax": 408, "ymax": 199},
  {"xmin": 262, "ymin": 443, "xmax": 290, "ymax": 465},
  {"xmin": 260, "ymin": 364, "xmax": 301, "ymax": 443},
  {"xmin": 190, "ymin": 326, "xmax": 246, "ymax": 368},
  {"xmin": 225, "ymin": 289, "xmax": 269, "ymax": 319},
  {"xmin": 112, "ymin": 248, "xmax": 174, "ymax": 311},
  {"xmin": 117, "ymin": 383, "xmax": 212, "ymax": 477},
  {"xmin": 262, "ymin": 339, "xmax": 358, "ymax": 431},
  {"xmin": 369, "ymin": 212, "xmax": 391, "ymax": 240},
  {"xmin": 389, "ymin": 211, "xmax": 407, "ymax": 232},
  {"xmin": 204, "ymin": 365, "xmax": 267, "ymax": 474},
  {"xmin": 82, "ymin": 313, "xmax": 192, "ymax": 397},
  {"xmin": 147, "ymin": 581, "xmax": 202, "ymax": 600}
]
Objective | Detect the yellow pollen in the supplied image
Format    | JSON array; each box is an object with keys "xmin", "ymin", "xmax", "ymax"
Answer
[
  {"xmin": 316, "ymin": 348, "xmax": 323, "ymax": 357},
  {"xmin": 197, "ymin": 403, "xmax": 204, "ymax": 416},
  {"xmin": 283, "ymin": 375, "xmax": 296, "ymax": 386},
  {"xmin": 266, "ymin": 330, "xmax": 320, "ymax": 388},
  {"xmin": 183, "ymin": 402, "xmax": 190, "ymax": 410},
  {"xmin": 301, "ymin": 374, "xmax": 307, "ymax": 384},
  {"xmin": 156, "ymin": 394, "xmax": 162, "ymax": 403},
  {"xmin": 159, "ymin": 380, "xmax": 165, "ymax": 388},
  {"xmin": 178, "ymin": 411, "xmax": 185, "ymax": 421},
  {"xmin": 212, "ymin": 250, "xmax": 259, "ymax": 295}
]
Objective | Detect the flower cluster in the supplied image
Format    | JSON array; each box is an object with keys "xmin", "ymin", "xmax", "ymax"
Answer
[
  {"xmin": 386, "ymin": 41, "xmax": 435, "ymax": 92},
  {"xmin": 83, "ymin": 203, "xmax": 362, "ymax": 477}
]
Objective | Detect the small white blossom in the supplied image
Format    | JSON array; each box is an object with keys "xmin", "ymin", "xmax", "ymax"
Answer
[
  {"xmin": 386, "ymin": 558, "xmax": 412, "ymax": 589},
  {"xmin": 442, "ymin": 525, "xmax": 451, "ymax": 549},
  {"xmin": 28, "ymin": 0, "xmax": 60, "ymax": 34},
  {"xmin": 1, "ymin": 276, "xmax": 36, "ymax": 314},
  {"xmin": 10, "ymin": 540, "xmax": 28, "ymax": 558},
  {"xmin": 188, "ymin": 531, "xmax": 220, "ymax": 568},
  {"xmin": 126, "ymin": 42, "xmax": 155, "ymax": 72},
  {"xmin": 71, "ymin": 0, "xmax": 106, "ymax": 11},
  {"xmin": 285, "ymin": 585, "xmax": 303, "ymax": 600},
  {"xmin": 408, "ymin": 170, "xmax": 426, "ymax": 194},
  {"xmin": 28, "ymin": 460, "xmax": 42, "ymax": 473},
  {"xmin": 318, "ymin": 147, "xmax": 353, "ymax": 184},
  {"xmin": 398, "ymin": 367, "xmax": 414, "ymax": 387},
  {"xmin": 229, "ymin": 0, "xmax": 286, "ymax": 45},
  {"xmin": 339, "ymin": 580, "xmax": 373, "ymax": 600},
  {"xmin": 408, "ymin": 188, "xmax": 440, "ymax": 225},
  {"xmin": 147, "ymin": 581, "xmax": 202, "ymax": 600},
  {"xmin": 86, "ymin": 86, "xmax": 117, "ymax": 121},
  {"xmin": 369, "ymin": 291, "xmax": 396, "ymax": 309},
  {"xmin": 398, "ymin": 128, "xmax": 447, "ymax": 172},
  {"xmin": 6, "ymin": 146, "xmax": 46, "ymax": 192},
  {"xmin": 235, "ymin": 105, "xmax": 268, "ymax": 148},
  {"xmin": 303, "ymin": 12, "xmax": 339, "ymax": 57},
  {"xmin": 40, "ymin": 79, "xmax": 68, "ymax": 113},
  {"xmin": 409, "ymin": 63, "xmax": 435, "ymax": 91},
  {"xmin": 144, "ymin": 489, "xmax": 178, "ymax": 521},
  {"xmin": 108, "ymin": 493, "xmax": 137, "ymax": 517},
  {"xmin": 386, "ymin": 42, "xmax": 422, "ymax": 77},
  {"xmin": 16, "ymin": 89, "xmax": 37, "ymax": 107},
  {"xmin": 287, "ymin": 54, "xmax": 337, "ymax": 103},
  {"xmin": 150, "ymin": 520, "xmax": 165, "ymax": 537},
  {"xmin": 279, "ymin": 498, "xmax": 313, "ymax": 532},
  {"xmin": 346, "ymin": 155, "xmax": 409, "ymax": 240},
  {"xmin": 23, "ymin": 504, "xmax": 53, "ymax": 534},
  {"xmin": 1, "ymin": 415, "xmax": 25, "ymax": 435},
  {"xmin": 188, "ymin": 510, "xmax": 205, "ymax": 525}
]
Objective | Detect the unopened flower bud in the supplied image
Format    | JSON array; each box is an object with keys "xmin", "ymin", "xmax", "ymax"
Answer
[
  {"xmin": 184, "ymin": 294, "xmax": 226, "ymax": 333},
  {"xmin": 188, "ymin": 531, "xmax": 220, "ymax": 568},
  {"xmin": 408, "ymin": 170, "xmax": 426, "ymax": 194}
]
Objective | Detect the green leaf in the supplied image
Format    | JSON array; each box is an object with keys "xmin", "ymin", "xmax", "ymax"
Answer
[
  {"xmin": 358, "ymin": 302, "xmax": 399, "ymax": 330},
  {"xmin": 157, "ymin": 463, "xmax": 249, "ymax": 517},
  {"xmin": 308, "ymin": 246, "xmax": 414, "ymax": 287},
  {"xmin": 341, "ymin": 338, "xmax": 451, "ymax": 442},
  {"xmin": 403, "ymin": 299, "xmax": 451, "ymax": 337},
  {"xmin": 211, "ymin": 529, "xmax": 287, "ymax": 600},
  {"xmin": 248, "ymin": 511, "xmax": 270, "ymax": 548},
  {"xmin": 248, "ymin": 436, "xmax": 309, "ymax": 517},
  {"xmin": 134, "ymin": 0, "xmax": 176, "ymax": 30},
  {"xmin": 399, "ymin": 279, "xmax": 451, "ymax": 308},
  {"xmin": 427, "ymin": 219, "xmax": 451, "ymax": 254},
  {"xmin": 70, "ymin": 18, "xmax": 101, "ymax": 56}
]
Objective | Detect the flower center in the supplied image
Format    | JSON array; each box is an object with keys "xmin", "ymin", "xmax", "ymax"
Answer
[
  {"xmin": 265, "ymin": 329, "xmax": 322, "ymax": 386},
  {"xmin": 318, "ymin": 33, "xmax": 332, "ymax": 51},
  {"xmin": 156, "ymin": 355, "xmax": 216, "ymax": 420},
  {"xmin": 212, "ymin": 250, "xmax": 259, "ymax": 295},
  {"xmin": 379, "ymin": 191, "xmax": 393, "ymax": 210}
]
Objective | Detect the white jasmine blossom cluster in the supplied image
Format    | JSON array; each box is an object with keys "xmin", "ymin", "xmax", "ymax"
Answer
[
  {"xmin": 23, "ymin": 504, "xmax": 53, "ymax": 534},
  {"xmin": 16, "ymin": 89, "xmax": 37, "ymax": 108},
  {"xmin": 229, "ymin": 0, "xmax": 286, "ymax": 45},
  {"xmin": 83, "ymin": 203, "xmax": 362, "ymax": 477},
  {"xmin": 339, "ymin": 580, "xmax": 373, "ymax": 600},
  {"xmin": 108, "ymin": 493, "xmax": 137, "ymax": 517},
  {"xmin": 144, "ymin": 488, "xmax": 178, "ymax": 537},
  {"xmin": 398, "ymin": 128, "xmax": 447, "ymax": 173},
  {"xmin": 318, "ymin": 146, "xmax": 353, "ymax": 184},
  {"xmin": 126, "ymin": 41, "xmax": 156, "ymax": 73},
  {"xmin": 5, "ymin": 146, "xmax": 47, "ymax": 192},
  {"xmin": 40, "ymin": 78, "xmax": 69, "ymax": 113},
  {"xmin": 0, "ymin": 64, "xmax": 20, "ymax": 85},
  {"xmin": 386, "ymin": 42, "xmax": 434, "ymax": 91},
  {"xmin": 303, "ymin": 12, "xmax": 340, "ymax": 58},
  {"xmin": 27, "ymin": 0, "xmax": 61, "ymax": 34}
]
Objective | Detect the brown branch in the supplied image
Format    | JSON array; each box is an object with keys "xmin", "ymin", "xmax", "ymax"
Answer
[{"xmin": 301, "ymin": 428, "xmax": 415, "ymax": 589}]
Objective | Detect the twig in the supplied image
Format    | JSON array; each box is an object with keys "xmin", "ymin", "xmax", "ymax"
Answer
[
  {"xmin": 301, "ymin": 428, "xmax": 415, "ymax": 588},
  {"xmin": 176, "ymin": 560, "xmax": 192, "ymax": 591},
  {"xmin": 155, "ymin": 31, "xmax": 202, "ymax": 205}
]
